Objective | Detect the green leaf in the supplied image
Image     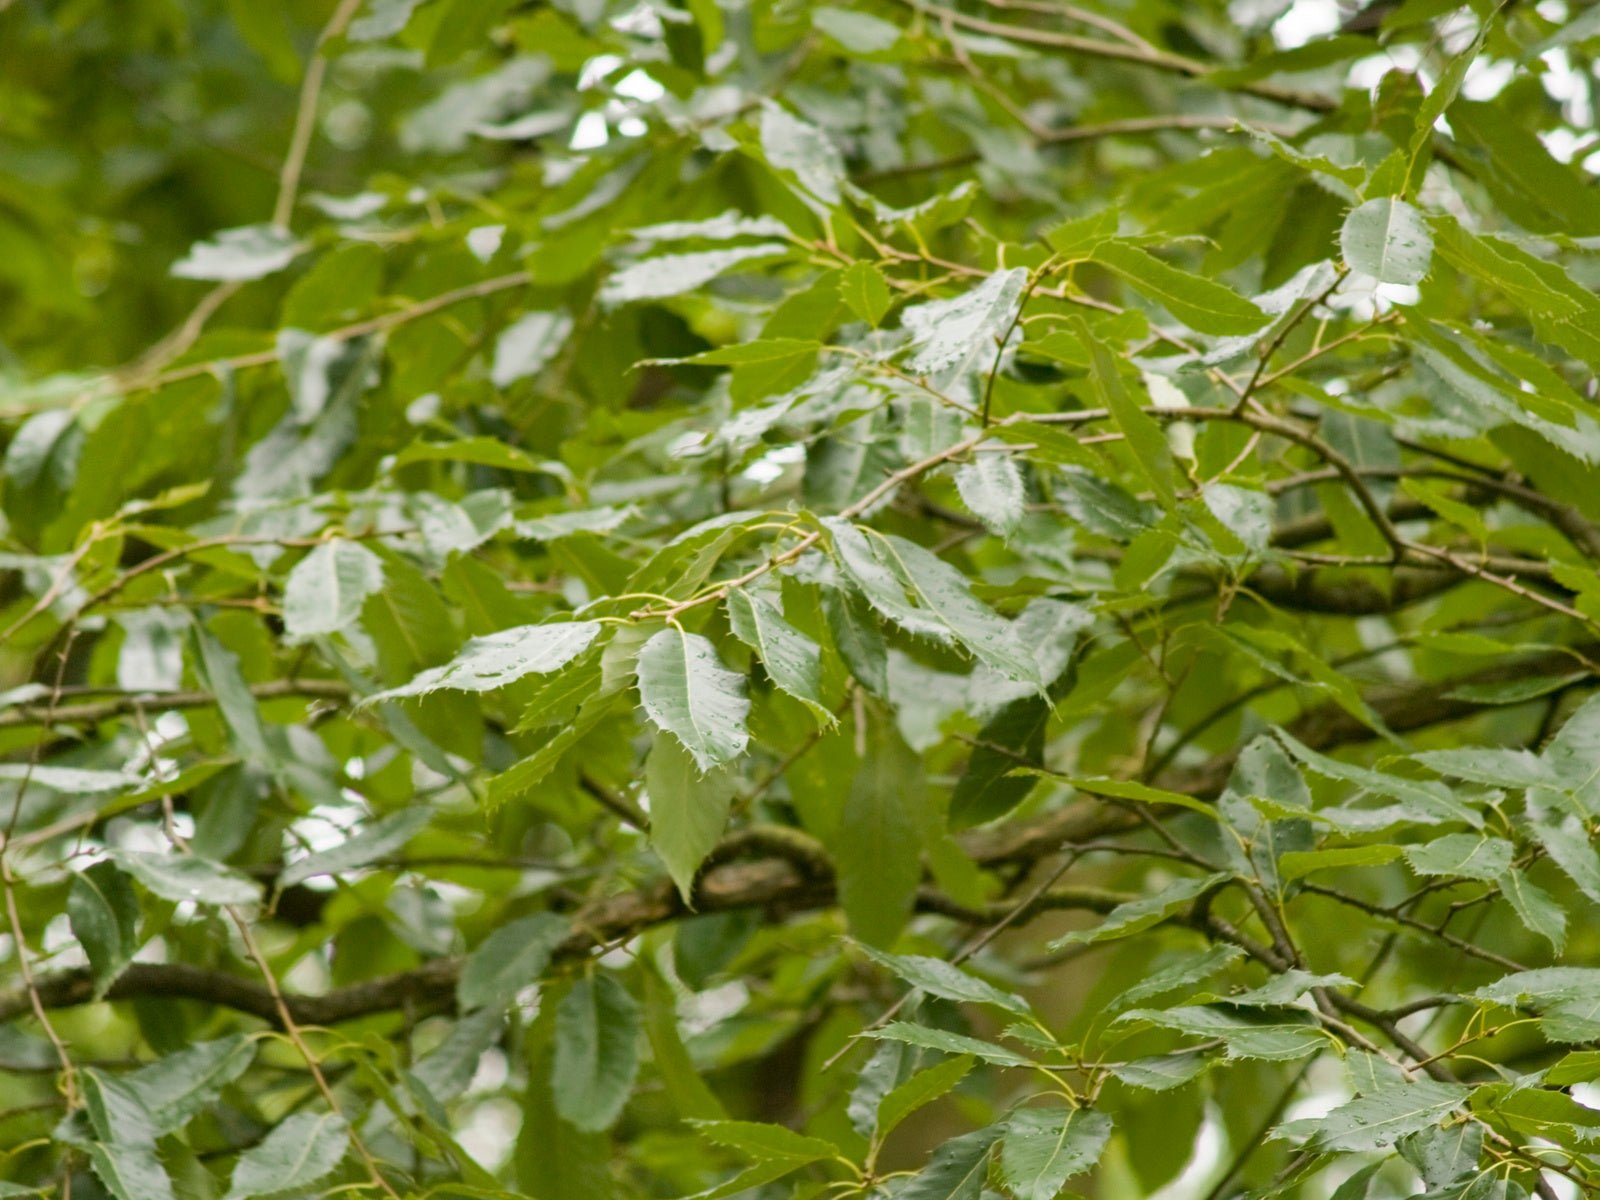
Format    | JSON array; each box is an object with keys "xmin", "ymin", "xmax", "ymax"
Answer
[
  {"xmin": 491, "ymin": 310, "xmax": 575, "ymax": 386},
  {"xmin": 1340, "ymin": 198, "xmax": 1433, "ymax": 285},
  {"xmin": 689, "ymin": 1120, "xmax": 841, "ymax": 1164},
  {"xmin": 1278, "ymin": 844, "xmax": 1404, "ymax": 880},
  {"xmin": 225, "ymin": 1111, "xmax": 349, "ymax": 1200},
  {"xmin": 1497, "ymin": 867, "xmax": 1567, "ymax": 951},
  {"xmin": 1117, "ymin": 1006, "xmax": 1328, "ymax": 1060},
  {"xmin": 413, "ymin": 1008, "xmax": 505, "ymax": 1105},
  {"xmin": 488, "ymin": 694, "xmax": 615, "ymax": 806},
  {"xmin": 1547, "ymin": 1051, "xmax": 1600, "ymax": 1086},
  {"xmin": 642, "ymin": 968, "xmax": 726, "ymax": 1121},
  {"xmin": 1412, "ymin": 747, "xmax": 1557, "ymax": 790},
  {"xmin": 647, "ymin": 732, "xmax": 736, "ymax": 904},
  {"xmin": 458, "ymin": 912, "xmax": 570, "ymax": 1011},
  {"xmin": 876, "ymin": 1055, "xmax": 974, "ymax": 1141},
  {"xmin": 122, "ymin": 1037, "xmax": 257, "ymax": 1136},
  {"xmin": 553, "ymin": 974, "xmax": 642, "ymax": 1132},
  {"xmin": 600, "ymin": 244, "xmax": 792, "ymax": 305},
  {"xmin": 279, "ymin": 807, "xmax": 432, "ymax": 887},
  {"xmin": 869, "ymin": 1023, "xmax": 1037, "ymax": 1068},
  {"xmin": 825, "ymin": 521, "xmax": 1042, "ymax": 685},
  {"xmin": 635, "ymin": 627, "xmax": 750, "ymax": 771},
  {"xmin": 392, "ymin": 435, "xmax": 544, "ymax": 473},
  {"xmin": 1059, "ymin": 775, "xmax": 1219, "ymax": 819},
  {"xmin": 1275, "ymin": 1076, "xmax": 1468, "ymax": 1152},
  {"xmin": 897, "ymin": 1124, "xmax": 1003, "ymax": 1200},
  {"xmin": 1525, "ymin": 793, "xmax": 1600, "ymax": 903},
  {"xmin": 80, "ymin": 1069, "xmax": 157, "ymax": 1145},
  {"xmin": 725, "ymin": 587, "xmax": 832, "ymax": 722},
  {"xmin": 1108, "ymin": 945, "xmax": 1244, "ymax": 1010},
  {"xmin": 67, "ymin": 861, "xmax": 139, "ymax": 997},
  {"xmin": 1080, "ymin": 320, "xmax": 1177, "ymax": 509},
  {"xmin": 813, "ymin": 6, "xmax": 901, "ymax": 54},
  {"xmin": 902, "ymin": 268, "xmax": 1028, "ymax": 374},
  {"xmin": 1404, "ymin": 834, "xmax": 1514, "ymax": 881},
  {"xmin": 282, "ymin": 539, "xmax": 385, "ymax": 639},
  {"xmin": 824, "ymin": 588, "xmax": 889, "ymax": 696},
  {"xmin": 759, "ymin": 103, "xmax": 844, "ymax": 207},
  {"xmin": 854, "ymin": 943, "xmax": 1031, "ymax": 1014},
  {"xmin": 998, "ymin": 1106, "xmax": 1112, "ymax": 1200},
  {"xmin": 950, "ymin": 695, "xmax": 1049, "ymax": 829},
  {"xmin": 954, "ymin": 453, "xmax": 1024, "ymax": 536},
  {"xmin": 1090, "ymin": 241, "xmax": 1269, "ymax": 335},
  {"xmin": 367, "ymin": 621, "xmax": 603, "ymax": 703},
  {"xmin": 1049, "ymin": 873, "xmax": 1225, "ymax": 948},
  {"xmin": 839, "ymin": 261, "xmax": 893, "ymax": 326},
  {"xmin": 171, "ymin": 224, "xmax": 299, "ymax": 281},
  {"xmin": 685, "ymin": 1160, "xmax": 812, "ymax": 1200},
  {"xmin": 1476, "ymin": 968, "xmax": 1600, "ymax": 1042},
  {"xmin": 833, "ymin": 721, "xmax": 924, "ymax": 947},
  {"xmin": 1197, "ymin": 969, "xmax": 1354, "ymax": 1007},
  {"xmin": 1108, "ymin": 1052, "xmax": 1212, "ymax": 1091},
  {"xmin": 87, "ymin": 1144, "xmax": 175, "ymax": 1200},
  {"xmin": 112, "ymin": 851, "xmax": 262, "ymax": 907}
]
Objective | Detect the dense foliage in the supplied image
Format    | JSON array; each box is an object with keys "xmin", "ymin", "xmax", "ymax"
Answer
[{"xmin": 4, "ymin": 1, "xmax": 1600, "ymax": 1197}]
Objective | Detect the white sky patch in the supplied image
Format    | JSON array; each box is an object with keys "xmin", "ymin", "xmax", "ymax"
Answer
[
  {"xmin": 682, "ymin": 980, "xmax": 749, "ymax": 1036},
  {"xmin": 466, "ymin": 224, "xmax": 505, "ymax": 262},
  {"xmin": 1461, "ymin": 57, "xmax": 1515, "ymax": 101},
  {"xmin": 578, "ymin": 54, "xmax": 623, "ymax": 91},
  {"xmin": 668, "ymin": 429, "xmax": 713, "ymax": 458},
  {"xmin": 741, "ymin": 443, "xmax": 805, "ymax": 484},
  {"xmin": 288, "ymin": 800, "xmax": 364, "ymax": 859},
  {"xmin": 1273, "ymin": 0, "xmax": 1340, "ymax": 48},
  {"xmin": 457, "ymin": 1099, "xmax": 521, "ymax": 1173},
  {"xmin": 614, "ymin": 69, "xmax": 665, "ymax": 103},
  {"xmin": 468, "ymin": 1047, "xmax": 509, "ymax": 1095},
  {"xmin": 611, "ymin": 2, "xmax": 664, "ymax": 37},
  {"xmin": 616, "ymin": 116, "xmax": 649, "ymax": 138},
  {"xmin": 1542, "ymin": 49, "xmax": 1594, "ymax": 128},
  {"xmin": 1348, "ymin": 44, "xmax": 1421, "ymax": 93},
  {"xmin": 1544, "ymin": 128, "xmax": 1583, "ymax": 163},
  {"xmin": 569, "ymin": 111, "xmax": 610, "ymax": 151}
]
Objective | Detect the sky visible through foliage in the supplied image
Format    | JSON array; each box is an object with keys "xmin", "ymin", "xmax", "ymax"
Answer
[{"xmin": 4, "ymin": 1, "xmax": 1600, "ymax": 1199}]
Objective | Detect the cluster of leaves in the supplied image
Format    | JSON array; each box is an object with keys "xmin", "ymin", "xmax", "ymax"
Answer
[{"xmin": 4, "ymin": 0, "xmax": 1600, "ymax": 1198}]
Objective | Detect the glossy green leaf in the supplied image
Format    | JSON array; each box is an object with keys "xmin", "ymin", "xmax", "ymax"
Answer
[
  {"xmin": 1340, "ymin": 198, "xmax": 1433, "ymax": 284},
  {"xmin": 725, "ymin": 586, "xmax": 831, "ymax": 722},
  {"xmin": 998, "ymin": 1105, "xmax": 1112, "ymax": 1200},
  {"xmin": 1276, "ymin": 1077, "xmax": 1468, "ymax": 1152},
  {"xmin": 636, "ymin": 627, "xmax": 750, "ymax": 771},
  {"xmin": 954, "ymin": 454, "xmax": 1024, "ymax": 536},
  {"xmin": 367, "ymin": 620, "xmax": 603, "ymax": 703},
  {"xmin": 282, "ymin": 539, "xmax": 385, "ymax": 639}
]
